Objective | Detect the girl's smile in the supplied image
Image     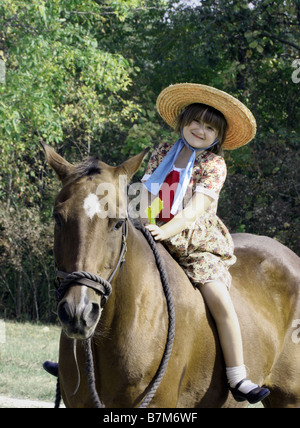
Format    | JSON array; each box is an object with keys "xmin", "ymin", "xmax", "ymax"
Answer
[{"xmin": 182, "ymin": 120, "xmax": 217, "ymax": 149}]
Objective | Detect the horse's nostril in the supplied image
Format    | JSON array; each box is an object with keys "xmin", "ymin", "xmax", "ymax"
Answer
[
  {"xmin": 90, "ymin": 303, "xmax": 100, "ymax": 322},
  {"xmin": 58, "ymin": 301, "xmax": 71, "ymax": 324}
]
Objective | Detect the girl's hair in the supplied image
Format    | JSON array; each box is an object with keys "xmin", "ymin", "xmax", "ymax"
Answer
[{"xmin": 175, "ymin": 103, "xmax": 228, "ymax": 155}]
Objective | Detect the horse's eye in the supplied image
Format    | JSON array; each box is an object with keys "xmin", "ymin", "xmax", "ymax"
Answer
[{"xmin": 114, "ymin": 220, "xmax": 124, "ymax": 231}]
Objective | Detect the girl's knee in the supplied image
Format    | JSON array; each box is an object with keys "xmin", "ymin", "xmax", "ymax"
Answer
[{"xmin": 200, "ymin": 281, "xmax": 235, "ymax": 320}]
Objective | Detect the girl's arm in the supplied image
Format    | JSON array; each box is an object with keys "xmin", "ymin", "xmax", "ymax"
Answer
[{"xmin": 146, "ymin": 192, "xmax": 213, "ymax": 241}]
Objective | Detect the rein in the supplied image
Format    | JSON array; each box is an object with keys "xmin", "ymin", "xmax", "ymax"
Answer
[{"xmin": 54, "ymin": 220, "xmax": 175, "ymax": 408}]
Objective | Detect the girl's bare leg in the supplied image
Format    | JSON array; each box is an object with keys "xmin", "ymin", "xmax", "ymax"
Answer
[
  {"xmin": 200, "ymin": 280, "xmax": 244, "ymax": 367},
  {"xmin": 200, "ymin": 280, "xmax": 270, "ymax": 402}
]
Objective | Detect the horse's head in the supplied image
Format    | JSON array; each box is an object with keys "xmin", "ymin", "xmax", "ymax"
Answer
[{"xmin": 42, "ymin": 143, "xmax": 148, "ymax": 339}]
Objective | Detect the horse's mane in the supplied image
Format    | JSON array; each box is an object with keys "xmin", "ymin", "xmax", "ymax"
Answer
[{"xmin": 69, "ymin": 157, "xmax": 102, "ymax": 182}]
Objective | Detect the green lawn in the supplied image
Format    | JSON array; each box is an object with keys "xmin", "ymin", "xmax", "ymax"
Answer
[
  {"xmin": 0, "ymin": 321, "xmax": 60, "ymax": 403},
  {"xmin": 0, "ymin": 321, "xmax": 262, "ymax": 408}
]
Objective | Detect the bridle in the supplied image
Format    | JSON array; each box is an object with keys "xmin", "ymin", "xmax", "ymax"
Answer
[
  {"xmin": 54, "ymin": 218, "xmax": 129, "ymax": 305},
  {"xmin": 53, "ymin": 218, "xmax": 175, "ymax": 409},
  {"xmin": 53, "ymin": 217, "xmax": 129, "ymax": 408}
]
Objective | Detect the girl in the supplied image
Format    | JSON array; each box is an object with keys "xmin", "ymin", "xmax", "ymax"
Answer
[{"xmin": 140, "ymin": 83, "xmax": 270, "ymax": 404}]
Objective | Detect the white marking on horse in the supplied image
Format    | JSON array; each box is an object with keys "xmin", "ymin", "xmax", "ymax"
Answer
[
  {"xmin": 83, "ymin": 193, "xmax": 101, "ymax": 219},
  {"xmin": 76, "ymin": 286, "xmax": 88, "ymax": 318}
]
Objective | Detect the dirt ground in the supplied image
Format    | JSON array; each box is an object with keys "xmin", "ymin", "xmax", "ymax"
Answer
[
  {"xmin": 0, "ymin": 395, "xmax": 63, "ymax": 408},
  {"xmin": 0, "ymin": 394, "xmax": 262, "ymax": 408}
]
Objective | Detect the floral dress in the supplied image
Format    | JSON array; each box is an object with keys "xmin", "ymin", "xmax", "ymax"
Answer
[{"xmin": 142, "ymin": 142, "xmax": 236, "ymax": 290}]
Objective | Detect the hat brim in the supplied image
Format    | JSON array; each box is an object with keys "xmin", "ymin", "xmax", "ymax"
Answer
[{"xmin": 156, "ymin": 83, "xmax": 256, "ymax": 150}]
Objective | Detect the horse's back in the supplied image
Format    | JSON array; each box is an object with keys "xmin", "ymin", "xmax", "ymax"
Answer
[
  {"xmin": 232, "ymin": 233, "xmax": 300, "ymax": 407},
  {"xmin": 158, "ymin": 232, "xmax": 300, "ymax": 319},
  {"xmin": 156, "ymin": 233, "xmax": 300, "ymax": 407},
  {"xmin": 232, "ymin": 233, "xmax": 300, "ymax": 282},
  {"xmin": 231, "ymin": 233, "xmax": 300, "ymax": 321}
]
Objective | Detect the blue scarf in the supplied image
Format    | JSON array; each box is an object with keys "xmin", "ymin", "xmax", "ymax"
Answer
[{"xmin": 144, "ymin": 134, "xmax": 219, "ymax": 215}]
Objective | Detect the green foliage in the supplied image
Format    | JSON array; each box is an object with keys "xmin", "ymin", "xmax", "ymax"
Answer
[
  {"xmin": 0, "ymin": 206, "xmax": 54, "ymax": 321},
  {"xmin": 0, "ymin": 0, "xmax": 151, "ymax": 320},
  {"xmin": 0, "ymin": 0, "xmax": 146, "ymax": 207},
  {"xmin": 0, "ymin": 0, "xmax": 299, "ymax": 321}
]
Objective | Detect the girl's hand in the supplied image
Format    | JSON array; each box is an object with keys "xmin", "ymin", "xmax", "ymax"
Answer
[{"xmin": 145, "ymin": 224, "xmax": 167, "ymax": 241}]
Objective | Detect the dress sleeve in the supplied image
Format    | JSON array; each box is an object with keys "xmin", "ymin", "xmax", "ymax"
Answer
[
  {"xmin": 141, "ymin": 142, "xmax": 171, "ymax": 182},
  {"xmin": 195, "ymin": 155, "xmax": 227, "ymax": 201}
]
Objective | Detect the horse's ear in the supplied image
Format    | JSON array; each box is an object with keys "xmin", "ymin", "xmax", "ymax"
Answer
[
  {"xmin": 40, "ymin": 142, "xmax": 74, "ymax": 183},
  {"xmin": 116, "ymin": 147, "xmax": 150, "ymax": 180}
]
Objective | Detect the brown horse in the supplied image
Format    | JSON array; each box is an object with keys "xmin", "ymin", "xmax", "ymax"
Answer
[{"xmin": 42, "ymin": 142, "xmax": 300, "ymax": 408}]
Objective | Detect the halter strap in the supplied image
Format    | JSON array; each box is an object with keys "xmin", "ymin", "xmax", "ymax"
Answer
[{"xmin": 54, "ymin": 218, "xmax": 128, "ymax": 304}]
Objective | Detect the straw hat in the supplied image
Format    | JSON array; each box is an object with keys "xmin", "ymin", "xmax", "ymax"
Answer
[{"xmin": 156, "ymin": 83, "xmax": 257, "ymax": 150}]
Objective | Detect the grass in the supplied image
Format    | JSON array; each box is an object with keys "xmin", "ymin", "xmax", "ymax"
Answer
[
  {"xmin": 0, "ymin": 321, "xmax": 61, "ymax": 403},
  {"xmin": 0, "ymin": 321, "xmax": 262, "ymax": 408}
]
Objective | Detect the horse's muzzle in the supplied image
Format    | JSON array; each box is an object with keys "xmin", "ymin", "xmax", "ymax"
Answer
[{"xmin": 57, "ymin": 294, "xmax": 101, "ymax": 339}]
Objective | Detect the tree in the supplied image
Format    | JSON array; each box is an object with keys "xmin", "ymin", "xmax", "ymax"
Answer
[
  {"xmin": 0, "ymin": 0, "xmax": 166, "ymax": 321},
  {"xmin": 0, "ymin": 0, "xmax": 299, "ymax": 321}
]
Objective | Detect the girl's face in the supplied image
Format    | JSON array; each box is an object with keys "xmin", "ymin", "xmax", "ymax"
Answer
[{"xmin": 182, "ymin": 119, "xmax": 218, "ymax": 150}]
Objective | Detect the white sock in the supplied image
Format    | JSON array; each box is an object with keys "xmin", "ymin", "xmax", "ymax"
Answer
[{"xmin": 226, "ymin": 365, "xmax": 258, "ymax": 394}]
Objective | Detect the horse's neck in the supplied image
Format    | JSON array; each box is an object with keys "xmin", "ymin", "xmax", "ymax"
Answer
[
  {"xmin": 100, "ymin": 221, "xmax": 164, "ymax": 329},
  {"xmin": 119, "ymin": 222, "xmax": 161, "ymax": 295},
  {"xmin": 94, "ymin": 222, "xmax": 171, "ymax": 406}
]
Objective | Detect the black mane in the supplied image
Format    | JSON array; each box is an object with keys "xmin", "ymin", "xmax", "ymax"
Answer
[{"xmin": 72, "ymin": 157, "xmax": 101, "ymax": 180}]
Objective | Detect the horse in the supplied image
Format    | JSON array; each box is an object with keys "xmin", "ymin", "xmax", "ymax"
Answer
[{"xmin": 41, "ymin": 142, "xmax": 300, "ymax": 408}]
